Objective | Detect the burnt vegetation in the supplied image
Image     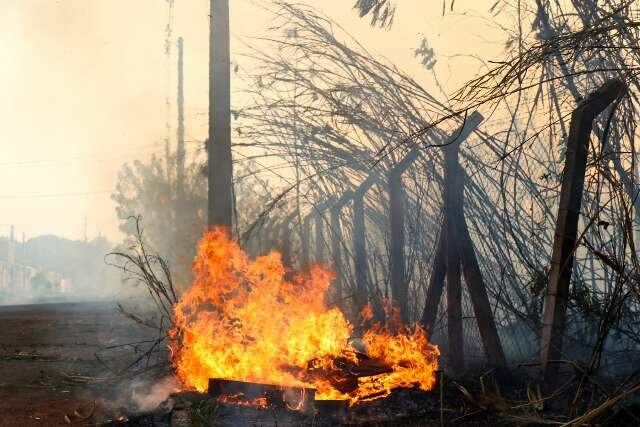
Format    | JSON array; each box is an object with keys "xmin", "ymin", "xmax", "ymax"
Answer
[{"xmin": 100, "ymin": 1, "xmax": 640, "ymax": 426}]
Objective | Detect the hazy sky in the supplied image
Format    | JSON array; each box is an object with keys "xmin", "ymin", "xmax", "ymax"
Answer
[{"xmin": 0, "ymin": 0, "xmax": 510, "ymax": 242}]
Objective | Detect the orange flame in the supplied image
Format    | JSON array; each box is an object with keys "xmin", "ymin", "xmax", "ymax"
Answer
[{"xmin": 170, "ymin": 228, "xmax": 439, "ymax": 404}]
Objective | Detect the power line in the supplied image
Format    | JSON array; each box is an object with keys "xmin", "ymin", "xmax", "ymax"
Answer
[
  {"xmin": 0, "ymin": 144, "xmax": 203, "ymax": 169},
  {"xmin": 0, "ymin": 190, "xmax": 111, "ymax": 199},
  {"xmin": 0, "ymin": 144, "xmax": 163, "ymax": 168}
]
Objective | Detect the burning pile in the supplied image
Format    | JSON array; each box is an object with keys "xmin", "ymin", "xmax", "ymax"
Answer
[{"xmin": 170, "ymin": 228, "xmax": 439, "ymax": 405}]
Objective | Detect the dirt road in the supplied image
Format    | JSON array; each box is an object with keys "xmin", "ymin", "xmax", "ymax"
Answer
[{"xmin": 0, "ymin": 302, "xmax": 155, "ymax": 426}]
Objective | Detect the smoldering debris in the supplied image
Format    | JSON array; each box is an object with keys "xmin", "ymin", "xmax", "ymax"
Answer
[{"xmin": 130, "ymin": 376, "xmax": 181, "ymax": 413}]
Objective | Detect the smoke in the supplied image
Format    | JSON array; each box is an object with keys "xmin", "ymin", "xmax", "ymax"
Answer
[
  {"xmin": 0, "ymin": 235, "xmax": 128, "ymax": 306},
  {"xmin": 130, "ymin": 376, "xmax": 181, "ymax": 413}
]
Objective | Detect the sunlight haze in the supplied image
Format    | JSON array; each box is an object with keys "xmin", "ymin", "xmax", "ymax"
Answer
[{"xmin": 0, "ymin": 0, "xmax": 507, "ymax": 242}]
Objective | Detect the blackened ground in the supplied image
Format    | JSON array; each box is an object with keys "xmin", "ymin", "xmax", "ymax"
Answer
[
  {"xmin": 3, "ymin": 302, "xmax": 636, "ymax": 426},
  {"xmin": 166, "ymin": 386, "xmax": 502, "ymax": 427},
  {"xmin": 0, "ymin": 302, "xmax": 153, "ymax": 427}
]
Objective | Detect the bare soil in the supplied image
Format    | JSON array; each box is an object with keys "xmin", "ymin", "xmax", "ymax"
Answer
[{"xmin": 0, "ymin": 302, "xmax": 151, "ymax": 426}]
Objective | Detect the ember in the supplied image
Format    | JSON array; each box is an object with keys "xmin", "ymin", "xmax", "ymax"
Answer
[{"xmin": 170, "ymin": 228, "xmax": 439, "ymax": 405}]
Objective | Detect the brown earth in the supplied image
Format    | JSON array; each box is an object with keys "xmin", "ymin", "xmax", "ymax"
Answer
[{"xmin": 0, "ymin": 302, "xmax": 155, "ymax": 426}]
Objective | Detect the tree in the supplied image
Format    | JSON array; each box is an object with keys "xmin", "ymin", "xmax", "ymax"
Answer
[
  {"xmin": 112, "ymin": 152, "xmax": 207, "ymax": 284},
  {"xmin": 113, "ymin": 149, "xmax": 274, "ymax": 284},
  {"xmin": 237, "ymin": 4, "xmax": 531, "ymax": 333},
  {"xmin": 353, "ymin": 0, "xmax": 396, "ymax": 28}
]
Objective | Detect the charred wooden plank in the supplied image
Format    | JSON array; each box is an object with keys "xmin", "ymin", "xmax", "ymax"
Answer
[
  {"xmin": 208, "ymin": 378, "xmax": 315, "ymax": 411},
  {"xmin": 337, "ymin": 352, "xmax": 394, "ymax": 378},
  {"xmin": 302, "ymin": 352, "xmax": 393, "ymax": 394}
]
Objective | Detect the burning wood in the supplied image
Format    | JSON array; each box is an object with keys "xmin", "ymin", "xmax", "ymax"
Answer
[
  {"xmin": 303, "ymin": 351, "xmax": 394, "ymax": 394},
  {"xmin": 208, "ymin": 378, "xmax": 315, "ymax": 411},
  {"xmin": 169, "ymin": 228, "xmax": 439, "ymax": 405}
]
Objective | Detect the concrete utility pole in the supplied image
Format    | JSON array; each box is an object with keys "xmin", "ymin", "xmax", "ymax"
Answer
[
  {"xmin": 208, "ymin": 0, "xmax": 233, "ymax": 229},
  {"xmin": 540, "ymin": 79, "xmax": 626, "ymax": 385},
  {"xmin": 176, "ymin": 37, "xmax": 186, "ymax": 206}
]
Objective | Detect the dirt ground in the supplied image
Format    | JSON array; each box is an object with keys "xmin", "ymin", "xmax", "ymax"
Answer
[{"xmin": 0, "ymin": 302, "xmax": 153, "ymax": 427}]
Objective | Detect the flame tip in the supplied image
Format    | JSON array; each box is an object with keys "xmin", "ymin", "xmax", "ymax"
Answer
[{"xmin": 171, "ymin": 229, "xmax": 438, "ymax": 405}]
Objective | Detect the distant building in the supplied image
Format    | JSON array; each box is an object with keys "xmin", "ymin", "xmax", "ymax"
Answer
[
  {"xmin": 43, "ymin": 270, "xmax": 73, "ymax": 293},
  {"xmin": 0, "ymin": 235, "xmax": 36, "ymax": 298},
  {"xmin": 0, "ymin": 229, "xmax": 80, "ymax": 304},
  {"xmin": 0, "ymin": 235, "xmax": 16, "ymax": 264}
]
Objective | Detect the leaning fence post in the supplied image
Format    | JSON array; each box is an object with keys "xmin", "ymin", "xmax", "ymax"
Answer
[
  {"xmin": 304, "ymin": 199, "xmax": 333, "ymax": 265},
  {"xmin": 540, "ymin": 79, "xmax": 626, "ymax": 384},
  {"xmin": 418, "ymin": 111, "xmax": 486, "ymax": 372},
  {"xmin": 353, "ymin": 192, "xmax": 368, "ymax": 312},
  {"xmin": 389, "ymin": 168, "xmax": 408, "ymax": 323},
  {"xmin": 330, "ymin": 192, "xmax": 354, "ymax": 308},
  {"xmin": 387, "ymin": 145, "xmax": 427, "ymax": 324},
  {"xmin": 330, "ymin": 207, "xmax": 343, "ymax": 305},
  {"xmin": 302, "ymin": 213, "xmax": 312, "ymax": 267},
  {"xmin": 443, "ymin": 136, "xmax": 465, "ymax": 373},
  {"xmin": 349, "ymin": 174, "xmax": 381, "ymax": 315},
  {"xmin": 315, "ymin": 208, "xmax": 326, "ymax": 262},
  {"xmin": 456, "ymin": 193, "xmax": 507, "ymax": 369},
  {"xmin": 281, "ymin": 211, "xmax": 297, "ymax": 267},
  {"xmin": 421, "ymin": 230, "xmax": 446, "ymax": 336}
]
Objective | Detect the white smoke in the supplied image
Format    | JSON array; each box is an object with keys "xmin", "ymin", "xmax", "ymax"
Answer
[{"xmin": 130, "ymin": 376, "xmax": 181, "ymax": 412}]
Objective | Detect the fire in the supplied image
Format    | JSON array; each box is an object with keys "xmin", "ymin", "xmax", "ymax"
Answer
[{"xmin": 170, "ymin": 228, "xmax": 439, "ymax": 404}]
